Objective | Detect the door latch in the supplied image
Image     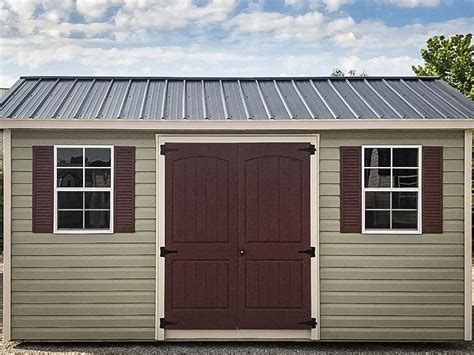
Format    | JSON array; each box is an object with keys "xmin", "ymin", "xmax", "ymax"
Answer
[
  {"xmin": 160, "ymin": 247, "xmax": 177, "ymax": 257},
  {"xmin": 298, "ymin": 247, "xmax": 315, "ymax": 257},
  {"xmin": 299, "ymin": 318, "xmax": 317, "ymax": 328}
]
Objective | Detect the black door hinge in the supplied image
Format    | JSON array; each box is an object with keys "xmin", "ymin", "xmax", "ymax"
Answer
[
  {"xmin": 160, "ymin": 318, "xmax": 177, "ymax": 328},
  {"xmin": 298, "ymin": 247, "xmax": 315, "ymax": 257},
  {"xmin": 160, "ymin": 144, "xmax": 178, "ymax": 155},
  {"xmin": 160, "ymin": 247, "xmax": 177, "ymax": 257},
  {"xmin": 298, "ymin": 144, "xmax": 316, "ymax": 155},
  {"xmin": 299, "ymin": 318, "xmax": 317, "ymax": 328}
]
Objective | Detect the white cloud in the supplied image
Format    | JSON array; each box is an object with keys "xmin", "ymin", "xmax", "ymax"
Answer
[
  {"xmin": 287, "ymin": 0, "xmax": 354, "ymax": 12},
  {"xmin": 382, "ymin": 0, "xmax": 440, "ymax": 7},
  {"xmin": 338, "ymin": 55, "xmax": 423, "ymax": 75},
  {"xmin": 0, "ymin": 74, "xmax": 19, "ymax": 88},
  {"xmin": 76, "ymin": 0, "xmax": 118, "ymax": 22}
]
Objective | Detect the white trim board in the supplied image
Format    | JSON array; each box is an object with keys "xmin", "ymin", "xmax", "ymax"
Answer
[
  {"xmin": 155, "ymin": 134, "xmax": 320, "ymax": 341},
  {"xmin": 464, "ymin": 129, "xmax": 472, "ymax": 341},
  {"xmin": 0, "ymin": 118, "xmax": 473, "ymax": 131},
  {"xmin": 3, "ymin": 129, "xmax": 11, "ymax": 341}
]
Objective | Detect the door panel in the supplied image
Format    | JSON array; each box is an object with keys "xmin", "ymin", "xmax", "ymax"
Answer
[
  {"xmin": 238, "ymin": 143, "xmax": 311, "ymax": 329},
  {"xmin": 165, "ymin": 143, "xmax": 238, "ymax": 329}
]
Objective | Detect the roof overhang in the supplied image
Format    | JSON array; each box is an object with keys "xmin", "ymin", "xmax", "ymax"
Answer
[{"xmin": 0, "ymin": 119, "xmax": 472, "ymax": 131}]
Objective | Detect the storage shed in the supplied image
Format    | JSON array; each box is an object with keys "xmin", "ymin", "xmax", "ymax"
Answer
[{"xmin": 0, "ymin": 76, "xmax": 473, "ymax": 342}]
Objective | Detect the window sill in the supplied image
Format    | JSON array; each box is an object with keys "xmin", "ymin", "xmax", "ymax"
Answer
[
  {"xmin": 54, "ymin": 229, "xmax": 114, "ymax": 235},
  {"xmin": 362, "ymin": 229, "xmax": 422, "ymax": 235}
]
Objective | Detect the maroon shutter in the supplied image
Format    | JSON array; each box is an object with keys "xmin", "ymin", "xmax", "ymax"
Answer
[
  {"xmin": 340, "ymin": 146, "xmax": 362, "ymax": 233},
  {"xmin": 422, "ymin": 146, "xmax": 443, "ymax": 233},
  {"xmin": 114, "ymin": 146, "xmax": 136, "ymax": 233},
  {"xmin": 32, "ymin": 146, "xmax": 54, "ymax": 233}
]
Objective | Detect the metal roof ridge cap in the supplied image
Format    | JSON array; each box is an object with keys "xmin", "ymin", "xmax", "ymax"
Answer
[
  {"xmin": 29, "ymin": 78, "xmax": 60, "ymax": 118},
  {"xmin": 219, "ymin": 80, "xmax": 229, "ymax": 119},
  {"xmin": 273, "ymin": 80, "xmax": 294, "ymax": 119},
  {"xmin": 382, "ymin": 78, "xmax": 425, "ymax": 118},
  {"xmin": 345, "ymin": 79, "xmax": 380, "ymax": 118},
  {"xmin": 309, "ymin": 79, "xmax": 337, "ymax": 119},
  {"xmin": 160, "ymin": 79, "xmax": 168, "ymax": 119},
  {"xmin": 96, "ymin": 79, "xmax": 114, "ymax": 119},
  {"xmin": 139, "ymin": 79, "xmax": 150, "ymax": 119},
  {"xmin": 237, "ymin": 80, "xmax": 251, "ymax": 119},
  {"xmin": 417, "ymin": 79, "xmax": 468, "ymax": 118},
  {"xmin": 255, "ymin": 80, "xmax": 272, "ymax": 119},
  {"xmin": 327, "ymin": 79, "xmax": 359, "ymax": 119},
  {"xmin": 400, "ymin": 79, "xmax": 447, "ymax": 118},
  {"xmin": 364, "ymin": 79, "xmax": 403, "ymax": 119}
]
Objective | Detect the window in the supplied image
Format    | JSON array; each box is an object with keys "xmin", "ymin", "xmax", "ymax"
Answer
[
  {"xmin": 54, "ymin": 146, "xmax": 113, "ymax": 233},
  {"xmin": 362, "ymin": 146, "xmax": 421, "ymax": 234}
]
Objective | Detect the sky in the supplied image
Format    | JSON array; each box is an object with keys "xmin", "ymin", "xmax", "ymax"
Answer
[{"xmin": 0, "ymin": 0, "xmax": 473, "ymax": 87}]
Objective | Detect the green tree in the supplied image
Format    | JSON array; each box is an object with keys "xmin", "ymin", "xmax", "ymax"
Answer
[
  {"xmin": 412, "ymin": 34, "xmax": 473, "ymax": 99},
  {"xmin": 331, "ymin": 68, "xmax": 367, "ymax": 77}
]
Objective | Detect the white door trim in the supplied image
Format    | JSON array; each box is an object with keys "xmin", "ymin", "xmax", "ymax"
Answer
[
  {"xmin": 155, "ymin": 134, "xmax": 320, "ymax": 341},
  {"xmin": 464, "ymin": 129, "xmax": 472, "ymax": 341},
  {"xmin": 3, "ymin": 129, "xmax": 12, "ymax": 341}
]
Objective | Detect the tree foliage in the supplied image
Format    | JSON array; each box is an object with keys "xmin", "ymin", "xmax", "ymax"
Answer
[
  {"xmin": 412, "ymin": 34, "xmax": 473, "ymax": 99},
  {"xmin": 331, "ymin": 68, "xmax": 368, "ymax": 77}
]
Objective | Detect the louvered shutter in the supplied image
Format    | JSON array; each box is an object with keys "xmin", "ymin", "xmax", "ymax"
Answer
[
  {"xmin": 114, "ymin": 146, "xmax": 136, "ymax": 233},
  {"xmin": 422, "ymin": 146, "xmax": 443, "ymax": 233},
  {"xmin": 32, "ymin": 146, "xmax": 54, "ymax": 233},
  {"xmin": 340, "ymin": 146, "xmax": 362, "ymax": 233}
]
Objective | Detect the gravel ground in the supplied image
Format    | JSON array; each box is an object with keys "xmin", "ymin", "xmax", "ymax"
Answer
[{"xmin": 1, "ymin": 340, "xmax": 473, "ymax": 354}]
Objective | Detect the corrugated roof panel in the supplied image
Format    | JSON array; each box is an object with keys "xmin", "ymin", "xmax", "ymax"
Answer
[
  {"xmin": 403, "ymin": 79, "xmax": 456, "ymax": 118},
  {"xmin": 331, "ymin": 80, "xmax": 377, "ymax": 119},
  {"xmin": 349, "ymin": 80, "xmax": 399, "ymax": 118},
  {"xmin": 222, "ymin": 81, "xmax": 246, "ymax": 119},
  {"xmin": 76, "ymin": 80, "xmax": 111, "ymax": 119},
  {"xmin": 240, "ymin": 80, "xmax": 267, "ymax": 119},
  {"xmin": 259, "ymin": 80, "xmax": 290, "ymax": 119},
  {"xmin": 99, "ymin": 80, "xmax": 129, "ymax": 118},
  {"xmin": 0, "ymin": 78, "xmax": 25, "ymax": 107},
  {"xmin": 312, "ymin": 80, "xmax": 355, "ymax": 118},
  {"xmin": 164, "ymin": 80, "xmax": 183, "ymax": 119},
  {"xmin": 276, "ymin": 80, "xmax": 311, "ymax": 119},
  {"xmin": 368, "ymin": 80, "xmax": 421, "ymax": 118},
  {"xmin": 34, "ymin": 80, "xmax": 76, "ymax": 118},
  {"xmin": 294, "ymin": 80, "xmax": 333, "ymax": 118},
  {"xmin": 13, "ymin": 79, "xmax": 57, "ymax": 118},
  {"xmin": 204, "ymin": 81, "xmax": 226, "ymax": 119},
  {"xmin": 56, "ymin": 80, "xmax": 94, "ymax": 118},
  {"xmin": 385, "ymin": 79, "xmax": 439, "ymax": 118},
  {"xmin": 425, "ymin": 80, "xmax": 473, "ymax": 117},
  {"xmin": 143, "ymin": 80, "xmax": 165, "ymax": 119},
  {"xmin": 121, "ymin": 80, "xmax": 147, "ymax": 119},
  {"xmin": 1, "ymin": 79, "xmax": 38, "ymax": 117},
  {"xmin": 185, "ymin": 80, "xmax": 204, "ymax": 119}
]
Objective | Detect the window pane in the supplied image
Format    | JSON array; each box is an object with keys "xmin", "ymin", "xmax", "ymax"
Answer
[
  {"xmin": 393, "ymin": 169, "xmax": 418, "ymax": 188},
  {"xmin": 86, "ymin": 148, "xmax": 111, "ymax": 167},
  {"xmin": 57, "ymin": 169, "xmax": 83, "ymax": 187},
  {"xmin": 85, "ymin": 169, "xmax": 111, "ymax": 187},
  {"xmin": 365, "ymin": 211, "xmax": 390, "ymax": 229},
  {"xmin": 365, "ymin": 169, "xmax": 391, "ymax": 188},
  {"xmin": 392, "ymin": 211, "xmax": 418, "ymax": 229},
  {"xmin": 58, "ymin": 192, "xmax": 83, "ymax": 209},
  {"xmin": 392, "ymin": 192, "xmax": 417, "ymax": 210},
  {"xmin": 58, "ymin": 211, "xmax": 83, "ymax": 229},
  {"xmin": 85, "ymin": 211, "xmax": 110, "ymax": 229},
  {"xmin": 85, "ymin": 192, "xmax": 110, "ymax": 209},
  {"xmin": 365, "ymin": 192, "xmax": 390, "ymax": 209},
  {"xmin": 57, "ymin": 148, "xmax": 83, "ymax": 167},
  {"xmin": 364, "ymin": 148, "xmax": 390, "ymax": 167},
  {"xmin": 393, "ymin": 148, "xmax": 418, "ymax": 167}
]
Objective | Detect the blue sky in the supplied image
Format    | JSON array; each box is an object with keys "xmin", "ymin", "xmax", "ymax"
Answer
[{"xmin": 0, "ymin": 0, "xmax": 473, "ymax": 87}]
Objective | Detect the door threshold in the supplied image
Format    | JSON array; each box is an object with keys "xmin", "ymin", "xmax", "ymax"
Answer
[{"xmin": 164, "ymin": 329, "xmax": 312, "ymax": 341}]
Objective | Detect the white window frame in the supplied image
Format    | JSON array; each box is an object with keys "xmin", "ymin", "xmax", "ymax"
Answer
[
  {"xmin": 362, "ymin": 145, "xmax": 422, "ymax": 235},
  {"xmin": 54, "ymin": 145, "xmax": 114, "ymax": 234}
]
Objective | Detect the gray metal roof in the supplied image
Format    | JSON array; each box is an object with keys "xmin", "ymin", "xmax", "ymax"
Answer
[{"xmin": 0, "ymin": 76, "xmax": 472, "ymax": 120}]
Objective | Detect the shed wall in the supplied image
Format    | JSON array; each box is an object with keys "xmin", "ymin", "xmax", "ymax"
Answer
[
  {"xmin": 10, "ymin": 130, "xmax": 156, "ymax": 340},
  {"xmin": 319, "ymin": 130, "xmax": 465, "ymax": 340}
]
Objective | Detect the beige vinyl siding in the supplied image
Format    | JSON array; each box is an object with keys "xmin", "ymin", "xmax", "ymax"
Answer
[
  {"xmin": 10, "ymin": 130, "xmax": 156, "ymax": 341},
  {"xmin": 319, "ymin": 130, "xmax": 465, "ymax": 341}
]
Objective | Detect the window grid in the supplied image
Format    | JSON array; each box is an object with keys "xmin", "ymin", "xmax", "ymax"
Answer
[
  {"xmin": 362, "ymin": 145, "xmax": 422, "ymax": 234},
  {"xmin": 54, "ymin": 145, "xmax": 114, "ymax": 234}
]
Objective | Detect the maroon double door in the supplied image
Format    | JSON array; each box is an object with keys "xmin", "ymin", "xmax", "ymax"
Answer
[{"xmin": 164, "ymin": 143, "xmax": 312, "ymax": 330}]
